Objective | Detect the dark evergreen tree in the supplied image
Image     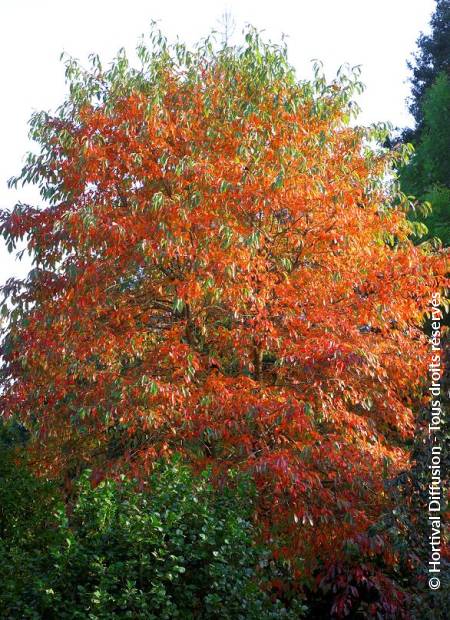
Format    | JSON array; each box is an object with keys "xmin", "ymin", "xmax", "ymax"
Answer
[
  {"xmin": 399, "ymin": 1, "xmax": 450, "ymax": 246},
  {"xmin": 406, "ymin": 0, "xmax": 450, "ymax": 140}
]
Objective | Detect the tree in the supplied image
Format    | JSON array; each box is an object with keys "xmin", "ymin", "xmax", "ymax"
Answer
[
  {"xmin": 399, "ymin": 1, "xmax": 450, "ymax": 247},
  {"xmin": 0, "ymin": 28, "xmax": 448, "ymax": 579},
  {"xmin": 400, "ymin": 72, "xmax": 450, "ymax": 244},
  {"xmin": 406, "ymin": 0, "xmax": 450, "ymax": 139}
]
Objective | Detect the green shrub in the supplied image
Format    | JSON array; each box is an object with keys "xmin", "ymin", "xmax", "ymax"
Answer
[
  {"xmin": 0, "ymin": 437, "xmax": 63, "ymax": 620},
  {"xmin": 0, "ymin": 455, "xmax": 307, "ymax": 619}
]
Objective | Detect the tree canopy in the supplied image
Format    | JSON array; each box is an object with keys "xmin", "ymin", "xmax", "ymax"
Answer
[
  {"xmin": 399, "ymin": 0, "xmax": 450, "ymax": 246},
  {"xmin": 1, "ymin": 28, "xmax": 448, "ymax": 579},
  {"xmin": 406, "ymin": 0, "xmax": 450, "ymax": 137},
  {"xmin": 400, "ymin": 71, "xmax": 450, "ymax": 243}
]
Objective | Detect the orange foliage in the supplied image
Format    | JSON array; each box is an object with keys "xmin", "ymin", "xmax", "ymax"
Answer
[{"xmin": 1, "ymin": 33, "xmax": 448, "ymax": 572}]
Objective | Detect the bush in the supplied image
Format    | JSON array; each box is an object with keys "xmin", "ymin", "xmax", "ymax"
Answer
[{"xmin": 0, "ymin": 455, "xmax": 307, "ymax": 619}]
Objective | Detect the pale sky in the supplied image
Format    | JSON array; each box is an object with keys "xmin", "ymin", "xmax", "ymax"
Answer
[{"xmin": 0, "ymin": 0, "xmax": 435, "ymax": 285}]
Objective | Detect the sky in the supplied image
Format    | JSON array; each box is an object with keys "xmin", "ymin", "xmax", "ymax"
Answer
[{"xmin": 0, "ymin": 0, "xmax": 435, "ymax": 286}]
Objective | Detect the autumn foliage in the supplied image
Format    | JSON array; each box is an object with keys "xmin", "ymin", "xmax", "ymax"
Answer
[{"xmin": 1, "ymin": 29, "xmax": 448, "ymax": 579}]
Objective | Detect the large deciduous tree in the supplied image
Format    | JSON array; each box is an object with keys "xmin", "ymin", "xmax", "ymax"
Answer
[{"xmin": 1, "ymin": 29, "xmax": 448, "ymax": 572}]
